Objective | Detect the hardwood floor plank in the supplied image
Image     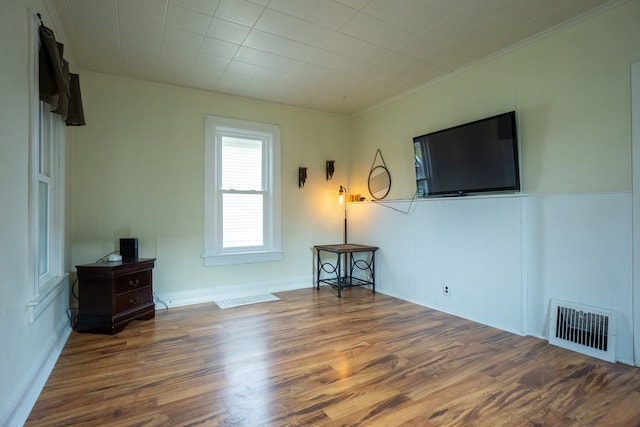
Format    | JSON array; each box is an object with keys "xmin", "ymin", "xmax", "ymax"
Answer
[{"xmin": 26, "ymin": 287, "xmax": 640, "ymax": 426}]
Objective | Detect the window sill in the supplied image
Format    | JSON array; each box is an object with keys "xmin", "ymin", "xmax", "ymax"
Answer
[
  {"xmin": 27, "ymin": 273, "xmax": 68, "ymax": 323},
  {"xmin": 203, "ymin": 250, "xmax": 283, "ymax": 266}
]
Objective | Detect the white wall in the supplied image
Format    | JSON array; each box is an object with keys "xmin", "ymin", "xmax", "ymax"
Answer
[
  {"xmin": 350, "ymin": 1, "xmax": 640, "ymax": 364},
  {"xmin": 0, "ymin": 2, "xmax": 72, "ymax": 426},
  {"xmin": 348, "ymin": 192, "xmax": 633, "ymax": 363},
  {"xmin": 349, "ymin": 195, "xmax": 526, "ymax": 335},
  {"xmin": 633, "ymin": 61, "xmax": 640, "ymax": 366},
  {"xmin": 527, "ymin": 192, "xmax": 632, "ymax": 361},
  {"xmin": 68, "ymin": 73, "xmax": 353, "ymax": 306},
  {"xmin": 3, "ymin": 2, "xmax": 639, "ymax": 424},
  {"xmin": 351, "ymin": 1, "xmax": 640, "ymax": 199}
]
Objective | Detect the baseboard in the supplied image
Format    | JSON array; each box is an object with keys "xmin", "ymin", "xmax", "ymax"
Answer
[
  {"xmin": 0, "ymin": 318, "xmax": 71, "ymax": 427},
  {"xmin": 155, "ymin": 275, "xmax": 314, "ymax": 308}
]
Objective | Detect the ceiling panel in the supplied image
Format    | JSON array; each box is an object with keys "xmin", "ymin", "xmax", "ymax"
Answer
[
  {"xmin": 363, "ymin": 0, "xmax": 445, "ymax": 32},
  {"xmin": 165, "ymin": 3, "xmax": 212, "ymax": 34},
  {"xmin": 244, "ymin": 30, "xmax": 315, "ymax": 61},
  {"xmin": 303, "ymin": 48, "xmax": 344, "ymax": 68},
  {"xmin": 206, "ymin": 18, "xmax": 252, "ymax": 44},
  {"xmin": 161, "ymin": 27, "xmax": 205, "ymax": 50},
  {"xmin": 335, "ymin": 0, "xmax": 371, "ymax": 11},
  {"xmin": 255, "ymin": 8, "xmax": 335, "ymax": 47},
  {"xmin": 200, "ymin": 37, "xmax": 240, "ymax": 58},
  {"xmin": 119, "ymin": 16, "xmax": 163, "ymax": 45},
  {"xmin": 214, "ymin": 0, "xmax": 265, "ymax": 27},
  {"xmin": 117, "ymin": 0, "xmax": 168, "ymax": 24},
  {"xmin": 306, "ymin": 0, "xmax": 358, "ymax": 30},
  {"xmin": 193, "ymin": 52, "xmax": 230, "ymax": 70},
  {"xmin": 340, "ymin": 11, "xmax": 414, "ymax": 50},
  {"xmin": 170, "ymin": 0, "xmax": 219, "ymax": 16},
  {"xmin": 267, "ymin": 0, "xmax": 322, "ymax": 19},
  {"xmin": 234, "ymin": 46, "xmax": 302, "ymax": 72},
  {"xmin": 51, "ymin": 0, "xmax": 619, "ymax": 115},
  {"xmin": 349, "ymin": 43, "xmax": 412, "ymax": 71}
]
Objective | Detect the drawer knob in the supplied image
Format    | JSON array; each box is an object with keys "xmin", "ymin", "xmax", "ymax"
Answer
[
  {"xmin": 129, "ymin": 297, "xmax": 140, "ymax": 305},
  {"xmin": 129, "ymin": 279, "xmax": 140, "ymax": 286}
]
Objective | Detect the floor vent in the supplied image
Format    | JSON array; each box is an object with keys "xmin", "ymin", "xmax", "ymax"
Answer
[
  {"xmin": 549, "ymin": 299, "xmax": 616, "ymax": 362},
  {"xmin": 214, "ymin": 293, "xmax": 280, "ymax": 309}
]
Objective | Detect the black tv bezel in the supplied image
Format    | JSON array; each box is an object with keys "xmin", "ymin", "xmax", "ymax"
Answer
[{"xmin": 413, "ymin": 111, "xmax": 520, "ymax": 198}]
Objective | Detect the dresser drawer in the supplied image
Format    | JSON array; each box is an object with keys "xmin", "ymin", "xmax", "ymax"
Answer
[
  {"xmin": 115, "ymin": 287, "xmax": 152, "ymax": 313},
  {"xmin": 115, "ymin": 270, "xmax": 151, "ymax": 294}
]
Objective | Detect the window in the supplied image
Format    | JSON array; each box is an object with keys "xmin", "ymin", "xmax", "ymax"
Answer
[
  {"xmin": 203, "ymin": 115, "xmax": 282, "ymax": 265},
  {"xmin": 37, "ymin": 102, "xmax": 53, "ymax": 281},
  {"xmin": 27, "ymin": 13, "xmax": 66, "ymax": 322},
  {"xmin": 34, "ymin": 102, "xmax": 65, "ymax": 286}
]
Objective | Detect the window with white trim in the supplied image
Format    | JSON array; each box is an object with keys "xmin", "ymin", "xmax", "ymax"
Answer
[
  {"xmin": 36, "ymin": 101, "xmax": 61, "ymax": 283},
  {"xmin": 203, "ymin": 115, "xmax": 282, "ymax": 265},
  {"xmin": 27, "ymin": 13, "xmax": 66, "ymax": 322}
]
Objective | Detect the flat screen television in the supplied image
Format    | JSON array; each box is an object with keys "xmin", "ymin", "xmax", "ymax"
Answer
[{"xmin": 413, "ymin": 111, "xmax": 520, "ymax": 197}]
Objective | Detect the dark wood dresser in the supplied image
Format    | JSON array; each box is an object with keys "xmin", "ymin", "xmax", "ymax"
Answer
[{"xmin": 75, "ymin": 258, "xmax": 156, "ymax": 334}]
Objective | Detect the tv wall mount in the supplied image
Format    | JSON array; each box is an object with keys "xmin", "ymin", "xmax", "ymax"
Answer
[{"xmin": 368, "ymin": 149, "xmax": 391, "ymax": 200}]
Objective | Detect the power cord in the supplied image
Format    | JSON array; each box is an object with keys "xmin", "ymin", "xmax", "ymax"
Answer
[
  {"xmin": 66, "ymin": 307, "xmax": 78, "ymax": 328},
  {"xmin": 154, "ymin": 292, "xmax": 169, "ymax": 310},
  {"xmin": 71, "ymin": 275, "xmax": 78, "ymax": 299},
  {"xmin": 371, "ymin": 189, "xmax": 418, "ymax": 214},
  {"xmin": 93, "ymin": 251, "xmax": 119, "ymax": 263}
]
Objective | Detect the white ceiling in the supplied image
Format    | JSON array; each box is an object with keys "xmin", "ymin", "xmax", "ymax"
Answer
[{"xmin": 50, "ymin": 0, "xmax": 618, "ymax": 115}]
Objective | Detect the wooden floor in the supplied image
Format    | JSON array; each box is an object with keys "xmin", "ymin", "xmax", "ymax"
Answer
[{"xmin": 26, "ymin": 287, "xmax": 640, "ymax": 426}]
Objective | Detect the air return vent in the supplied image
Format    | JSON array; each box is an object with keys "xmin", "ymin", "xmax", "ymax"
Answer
[{"xmin": 548, "ymin": 299, "xmax": 616, "ymax": 363}]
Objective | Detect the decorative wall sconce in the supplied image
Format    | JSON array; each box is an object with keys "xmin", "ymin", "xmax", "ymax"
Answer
[
  {"xmin": 298, "ymin": 167, "xmax": 308, "ymax": 188},
  {"xmin": 326, "ymin": 160, "xmax": 335, "ymax": 181}
]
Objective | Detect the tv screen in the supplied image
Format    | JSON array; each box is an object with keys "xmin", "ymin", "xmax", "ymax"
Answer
[{"xmin": 413, "ymin": 111, "xmax": 520, "ymax": 197}]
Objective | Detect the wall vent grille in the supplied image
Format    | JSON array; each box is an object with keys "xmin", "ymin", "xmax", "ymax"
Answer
[{"xmin": 548, "ymin": 299, "xmax": 616, "ymax": 363}]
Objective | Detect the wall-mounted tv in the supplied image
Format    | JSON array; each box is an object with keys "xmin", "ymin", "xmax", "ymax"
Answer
[{"xmin": 413, "ymin": 111, "xmax": 520, "ymax": 197}]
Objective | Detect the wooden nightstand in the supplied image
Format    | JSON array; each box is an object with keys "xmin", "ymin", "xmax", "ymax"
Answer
[{"xmin": 75, "ymin": 258, "xmax": 156, "ymax": 334}]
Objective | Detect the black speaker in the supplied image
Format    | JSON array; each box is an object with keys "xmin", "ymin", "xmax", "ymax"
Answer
[{"xmin": 119, "ymin": 238, "xmax": 138, "ymax": 260}]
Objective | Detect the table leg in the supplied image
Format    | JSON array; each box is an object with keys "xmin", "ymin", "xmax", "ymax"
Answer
[
  {"xmin": 316, "ymin": 249, "xmax": 320, "ymax": 289},
  {"xmin": 337, "ymin": 252, "xmax": 342, "ymax": 298},
  {"xmin": 349, "ymin": 252, "xmax": 354, "ymax": 287},
  {"xmin": 371, "ymin": 251, "xmax": 376, "ymax": 293}
]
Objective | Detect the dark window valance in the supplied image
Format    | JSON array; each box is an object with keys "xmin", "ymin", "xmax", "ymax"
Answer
[{"xmin": 38, "ymin": 20, "xmax": 85, "ymax": 126}]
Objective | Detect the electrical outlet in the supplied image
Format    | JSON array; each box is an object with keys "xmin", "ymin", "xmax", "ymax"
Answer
[{"xmin": 443, "ymin": 285, "xmax": 451, "ymax": 296}]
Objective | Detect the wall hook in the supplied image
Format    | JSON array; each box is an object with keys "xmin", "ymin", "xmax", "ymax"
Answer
[
  {"xmin": 298, "ymin": 167, "xmax": 308, "ymax": 188},
  {"xmin": 326, "ymin": 160, "xmax": 335, "ymax": 181}
]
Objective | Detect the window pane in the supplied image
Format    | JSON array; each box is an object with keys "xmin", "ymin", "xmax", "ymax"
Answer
[
  {"xmin": 221, "ymin": 136, "xmax": 262, "ymax": 191},
  {"xmin": 38, "ymin": 181, "xmax": 49, "ymax": 276},
  {"xmin": 222, "ymin": 193, "xmax": 263, "ymax": 248},
  {"xmin": 39, "ymin": 102, "xmax": 51, "ymax": 176}
]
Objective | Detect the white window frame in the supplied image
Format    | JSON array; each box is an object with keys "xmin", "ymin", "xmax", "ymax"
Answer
[
  {"xmin": 203, "ymin": 115, "xmax": 282, "ymax": 266},
  {"xmin": 27, "ymin": 12, "xmax": 67, "ymax": 322}
]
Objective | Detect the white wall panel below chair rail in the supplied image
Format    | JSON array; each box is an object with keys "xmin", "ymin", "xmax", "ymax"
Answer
[{"xmin": 347, "ymin": 192, "xmax": 633, "ymax": 364}]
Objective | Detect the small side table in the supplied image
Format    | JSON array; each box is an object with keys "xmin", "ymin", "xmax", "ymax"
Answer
[
  {"xmin": 75, "ymin": 258, "xmax": 156, "ymax": 334},
  {"xmin": 314, "ymin": 244, "xmax": 379, "ymax": 297}
]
